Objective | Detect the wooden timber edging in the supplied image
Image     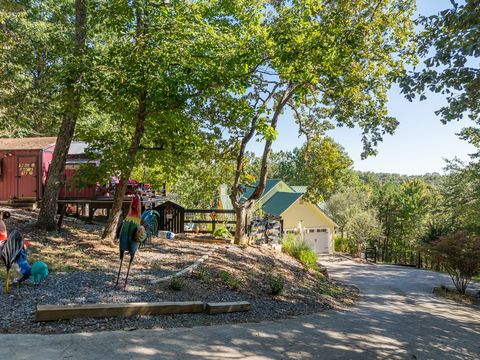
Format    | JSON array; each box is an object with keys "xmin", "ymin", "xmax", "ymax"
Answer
[
  {"xmin": 35, "ymin": 301, "xmax": 205, "ymax": 322},
  {"xmin": 150, "ymin": 245, "xmax": 219, "ymax": 284},
  {"xmin": 35, "ymin": 300, "xmax": 251, "ymax": 322},
  {"xmin": 206, "ymin": 301, "xmax": 251, "ymax": 314}
]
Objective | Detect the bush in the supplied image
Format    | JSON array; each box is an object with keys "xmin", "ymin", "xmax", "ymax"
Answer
[
  {"xmin": 193, "ymin": 266, "xmax": 210, "ymax": 282},
  {"xmin": 218, "ymin": 270, "xmax": 241, "ymax": 290},
  {"xmin": 267, "ymin": 274, "xmax": 284, "ymax": 295},
  {"xmin": 169, "ymin": 276, "xmax": 184, "ymax": 291},
  {"xmin": 282, "ymin": 234, "xmax": 318, "ymax": 269},
  {"xmin": 213, "ymin": 226, "xmax": 233, "ymax": 239},
  {"xmin": 426, "ymin": 231, "xmax": 480, "ymax": 294},
  {"xmin": 298, "ymin": 248, "xmax": 318, "ymax": 268}
]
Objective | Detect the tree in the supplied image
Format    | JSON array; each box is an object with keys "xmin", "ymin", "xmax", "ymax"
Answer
[
  {"xmin": 91, "ymin": 0, "xmax": 264, "ymax": 240},
  {"xmin": 426, "ymin": 232, "xmax": 480, "ymax": 294},
  {"xmin": 0, "ymin": 1, "xmax": 66, "ymax": 137},
  {"xmin": 203, "ymin": 0, "xmax": 416, "ymax": 244},
  {"xmin": 325, "ymin": 186, "xmax": 370, "ymax": 240},
  {"xmin": 346, "ymin": 208, "xmax": 384, "ymax": 257},
  {"xmin": 37, "ymin": 0, "xmax": 88, "ymax": 230},
  {"xmin": 441, "ymin": 159, "xmax": 480, "ymax": 234},
  {"xmin": 401, "ymin": 0, "xmax": 480, "ymax": 145},
  {"xmin": 301, "ymin": 138, "xmax": 354, "ymax": 203},
  {"xmin": 325, "ymin": 185, "xmax": 382, "ymax": 255},
  {"xmin": 268, "ymin": 138, "xmax": 357, "ymax": 203}
]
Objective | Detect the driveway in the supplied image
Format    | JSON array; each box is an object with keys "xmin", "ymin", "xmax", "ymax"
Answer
[{"xmin": 2, "ymin": 256, "xmax": 479, "ymax": 359}]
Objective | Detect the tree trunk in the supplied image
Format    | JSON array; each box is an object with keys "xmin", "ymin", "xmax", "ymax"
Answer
[
  {"xmin": 36, "ymin": 0, "xmax": 88, "ymax": 230},
  {"xmin": 233, "ymin": 205, "xmax": 248, "ymax": 245},
  {"xmin": 230, "ymin": 85, "xmax": 295, "ymax": 245},
  {"xmin": 102, "ymin": 91, "xmax": 147, "ymax": 241},
  {"xmin": 102, "ymin": 2, "xmax": 147, "ymax": 241}
]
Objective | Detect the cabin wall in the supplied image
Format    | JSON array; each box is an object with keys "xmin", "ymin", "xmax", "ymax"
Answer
[
  {"xmin": 0, "ymin": 150, "xmax": 42, "ymax": 201},
  {"xmin": 58, "ymin": 164, "xmax": 96, "ymax": 199},
  {"xmin": 41, "ymin": 145, "xmax": 55, "ymax": 198}
]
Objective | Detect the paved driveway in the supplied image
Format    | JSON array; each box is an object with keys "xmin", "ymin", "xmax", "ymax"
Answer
[{"xmin": 2, "ymin": 256, "xmax": 479, "ymax": 359}]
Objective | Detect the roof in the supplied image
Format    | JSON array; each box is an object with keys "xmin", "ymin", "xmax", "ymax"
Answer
[
  {"xmin": 0, "ymin": 137, "xmax": 57, "ymax": 150},
  {"xmin": 262, "ymin": 192, "xmax": 303, "ymax": 217},
  {"xmin": 68, "ymin": 141, "xmax": 89, "ymax": 155},
  {"xmin": 241, "ymin": 179, "xmax": 282, "ymax": 201},
  {"xmin": 291, "ymin": 186, "xmax": 307, "ymax": 193}
]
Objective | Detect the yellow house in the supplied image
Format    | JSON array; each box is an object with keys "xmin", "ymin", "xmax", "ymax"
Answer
[{"xmin": 218, "ymin": 180, "xmax": 337, "ymax": 253}]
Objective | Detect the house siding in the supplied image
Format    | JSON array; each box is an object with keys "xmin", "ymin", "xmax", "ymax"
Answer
[{"xmin": 282, "ymin": 200, "xmax": 335, "ymax": 231}]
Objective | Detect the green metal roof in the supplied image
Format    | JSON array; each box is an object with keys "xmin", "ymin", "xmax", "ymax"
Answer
[
  {"xmin": 262, "ymin": 192, "xmax": 303, "ymax": 216},
  {"xmin": 291, "ymin": 186, "xmax": 307, "ymax": 193},
  {"xmin": 241, "ymin": 179, "xmax": 282, "ymax": 202}
]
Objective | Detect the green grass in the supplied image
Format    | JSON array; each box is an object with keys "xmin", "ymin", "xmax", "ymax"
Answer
[
  {"xmin": 282, "ymin": 234, "xmax": 318, "ymax": 269},
  {"xmin": 218, "ymin": 270, "xmax": 241, "ymax": 290},
  {"xmin": 169, "ymin": 276, "xmax": 184, "ymax": 290}
]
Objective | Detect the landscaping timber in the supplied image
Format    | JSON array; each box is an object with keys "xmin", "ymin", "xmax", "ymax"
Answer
[
  {"xmin": 205, "ymin": 301, "xmax": 251, "ymax": 314},
  {"xmin": 35, "ymin": 301, "xmax": 205, "ymax": 322}
]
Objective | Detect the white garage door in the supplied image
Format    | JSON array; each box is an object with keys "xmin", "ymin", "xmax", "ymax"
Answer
[{"xmin": 304, "ymin": 228, "xmax": 330, "ymax": 254}]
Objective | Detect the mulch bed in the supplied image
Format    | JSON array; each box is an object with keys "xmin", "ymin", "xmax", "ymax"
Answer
[{"xmin": 0, "ymin": 207, "xmax": 358, "ymax": 334}]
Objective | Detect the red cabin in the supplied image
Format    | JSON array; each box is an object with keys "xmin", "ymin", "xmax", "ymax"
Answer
[
  {"xmin": 0, "ymin": 137, "xmax": 96, "ymax": 203},
  {"xmin": 0, "ymin": 137, "xmax": 56, "ymax": 202}
]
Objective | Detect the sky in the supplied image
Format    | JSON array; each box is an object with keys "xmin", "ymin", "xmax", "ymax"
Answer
[{"xmin": 249, "ymin": 0, "xmax": 476, "ymax": 176}]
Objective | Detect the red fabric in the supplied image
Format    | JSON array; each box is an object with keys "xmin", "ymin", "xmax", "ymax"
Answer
[{"xmin": 0, "ymin": 219, "xmax": 6, "ymax": 241}]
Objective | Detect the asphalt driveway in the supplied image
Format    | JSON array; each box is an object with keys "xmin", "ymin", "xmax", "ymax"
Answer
[{"xmin": 2, "ymin": 256, "xmax": 479, "ymax": 359}]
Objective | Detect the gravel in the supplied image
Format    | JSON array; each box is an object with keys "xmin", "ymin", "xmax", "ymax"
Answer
[{"xmin": 0, "ymin": 207, "xmax": 357, "ymax": 334}]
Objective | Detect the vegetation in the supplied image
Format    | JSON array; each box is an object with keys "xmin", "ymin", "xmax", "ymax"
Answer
[
  {"xmin": 267, "ymin": 274, "xmax": 285, "ymax": 296},
  {"xmin": 213, "ymin": 226, "xmax": 233, "ymax": 239},
  {"xmin": 401, "ymin": 0, "xmax": 479, "ymax": 126},
  {"xmin": 218, "ymin": 270, "xmax": 241, "ymax": 290},
  {"xmin": 282, "ymin": 234, "xmax": 318, "ymax": 269},
  {"xmin": 424, "ymin": 232, "xmax": 480, "ymax": 294},
  {"xmin": 169, "ymin": 276, "xmax": 184, "ymax": 291}
]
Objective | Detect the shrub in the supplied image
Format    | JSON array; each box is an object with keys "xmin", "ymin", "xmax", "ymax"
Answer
[
  {"xmin": 213, "ymin": 226, "xmax": 233, "ymax": 239},
  {"xmin": 194, "ymin": 266, "xmax": 210, "ymax": 282},
  {"xmin": 298, "ymin": 248, "xmax": 318, "ymax": 268},
  {"xmin": 267, "ymin": 274, "xmax": 284, "ymax": 295},
  {"xmin": 426, "ymin": 231, "xmax": 480, "ymax": 294},
  {"xmin": 169, "ymin": 276, "xmax": 184, "ymax": 291},
  {"xmin": 218, "ymin": 270, "xmax": 241, "ymax": 290},
  {"xmin": 282, "ymin": 234, "xmax": 318, "ymax": 269}
]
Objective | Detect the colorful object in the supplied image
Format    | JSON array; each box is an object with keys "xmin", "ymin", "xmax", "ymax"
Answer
[
  {"xmin": 0, "ymin": 229, "xmax": 25, "ymax": 292},
  {"xmin": 115, "ymin": 195, "xmax": 159, "ymax": 289},
  {"xmin": 31, "ymin": 261, "xmax": 49, "ymax": 284},
  {"xmin": 0, "ymin": 211, "xmax": 9, "ymax": 241},
  {"xmin": 140, "ymin": 209, "xmax": 160, "ymax": 246},
  {"xmin": 12, "ymin": 248, "xmax": 32, "ymax": 283}
]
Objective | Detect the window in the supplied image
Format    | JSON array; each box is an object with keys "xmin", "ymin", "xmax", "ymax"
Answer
[
  {"xmin": 317, "ymin": 229, "xmax": 327, "ymax": 233},
  {"xmin": 309, "ymin": 229, "xmax": 315, "ymax": 233}
]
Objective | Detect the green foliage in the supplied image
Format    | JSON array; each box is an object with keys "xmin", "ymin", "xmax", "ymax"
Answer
[
  {"xmin": 441, "ymin": 159, "xmax": 480, "ymax": 234},
  {"xmin": 218, "ymin": 270, "xmax": 241, "ymax": 290},
  {"xmin": 193, "ymin": 266, "xmax": 210, "ymax": 283},
  {"xmin": 282, "ymin": 234, "xmax": 318, "ymax": 269},
  {"xmin": 298, "ymin": 249, "xmax": 318, "ymax": 269},
  {"xmin": 169, "ymin": 276, "xmax": 184, "ymax": 291},
  {"xmin": 424, "ymin": 232, "xmax": 480, "ymax": 294},
  {"xmin": 401, "ymin": 0, "xmax": 479, "ymax": 124},
  {"xmin": 326, "ymin": 186, "xmax": 382, "ymax": 255},
  {"xmin": 267, "ymin": 138, "xmax": 355, "ymax": 203},
  {"xmin": 267, "ymin": 274, "xmax": 284, "ymax": 296},
  {"xmin": 213, "ymin": 226, "xmax": 233, "ymax": 239}
]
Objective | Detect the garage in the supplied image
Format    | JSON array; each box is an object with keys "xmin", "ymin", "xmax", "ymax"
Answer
[{"xmin": 303, "ymin": 228, "xmax": 331, "ymax": 254}]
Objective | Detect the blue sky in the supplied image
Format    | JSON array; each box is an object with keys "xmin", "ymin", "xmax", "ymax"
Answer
[{"xmin": 249, "ymin": 0, "xmax": 475, "ymax": 176}]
